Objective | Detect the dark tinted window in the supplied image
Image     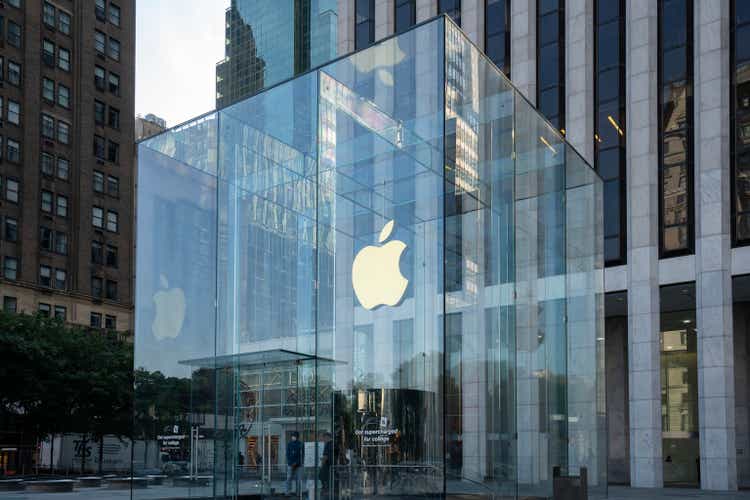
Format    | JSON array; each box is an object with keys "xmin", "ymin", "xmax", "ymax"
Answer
[
  {"xmin": 733, "ymin": 0, "xmax": 750, "ymax": 245},
  {"xmin": 438, "ymin": 0, "xmax": 461, "ymax": 26},
  {"xmin": 537, "ymin": 0, "xmax": 565, "ymax": 129},
  {"xmin": 395, "ymin": 0, "xmax": 416, "ymax": 34},
  {"xmin": 485, "ymin": 0, "xmax": 510, "ymax": 74},
  {"xmin": 355, "ymin": 0, "xmax": 374, "ymax": 50}
]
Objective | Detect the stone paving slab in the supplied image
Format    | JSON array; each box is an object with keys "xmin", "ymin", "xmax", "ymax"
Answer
[{"xmin": 608, "ymin": 486, "xmax": 750, "ymax": 499}]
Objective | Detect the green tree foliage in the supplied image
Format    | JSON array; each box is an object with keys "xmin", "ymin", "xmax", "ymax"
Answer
[{"xmin": 0, "ymin": 311, "xmax": 133, "ymax": 446}]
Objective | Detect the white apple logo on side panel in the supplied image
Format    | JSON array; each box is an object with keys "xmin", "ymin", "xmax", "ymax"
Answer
[
  {"xmin": 152, "ymin": 274, "xmax": 186, "ymax": 340},
  {"xmin": 352, "ymin": 220, "xmax": 409, "ymax": 310}
]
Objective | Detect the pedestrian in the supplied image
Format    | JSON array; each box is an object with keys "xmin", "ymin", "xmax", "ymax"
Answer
[{"xmin": 285, "ymin": 431, "xmax": 304, "ymax": 496}]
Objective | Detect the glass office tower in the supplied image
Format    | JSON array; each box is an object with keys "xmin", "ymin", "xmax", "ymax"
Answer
[{"xmin": 135, "ymin": 17, "xmax": 605, "ymax": 499}]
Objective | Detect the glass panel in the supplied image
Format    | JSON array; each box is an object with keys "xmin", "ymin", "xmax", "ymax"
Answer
[{"xmin": 660, "ymin": 283, "xmax": 699, "ymax": 486}]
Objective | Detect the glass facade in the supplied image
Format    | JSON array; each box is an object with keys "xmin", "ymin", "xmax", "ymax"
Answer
[
  {"xmin": 595, "ymin": 0, "xmax": 626, "ymax": 265},
  {"xmin": 659, "ymin": 283, "xmax": 698, "ymax": 486},
  {"xmin": 658, "ymin": 0, "xmax": 693, "ymax": 256},
  {"xmin": 537, "ymin": 0, "xmax": 565, "ymax": 131},
  {"xmin": 136, "ymin": 17, "xmax": 604, "ymax": 499},
  {"xmin": 732, "ymin": 0, "xmax": 750, "ymax": 246}
]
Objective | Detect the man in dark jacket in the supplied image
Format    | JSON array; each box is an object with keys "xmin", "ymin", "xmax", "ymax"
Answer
[{"xmin": 285, "ymin": 431, "xmax": 304, "ymax": 496}]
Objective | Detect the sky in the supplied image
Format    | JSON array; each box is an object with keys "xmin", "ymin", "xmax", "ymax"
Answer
[{"xmin": 136, "ymin": 0, "xmax": 230, "ymax": 128}]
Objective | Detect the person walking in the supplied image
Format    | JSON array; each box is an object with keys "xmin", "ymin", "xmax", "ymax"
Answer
[{"xmin": 285, "ymin": 431, "xmax": 304, "ymax": 496}]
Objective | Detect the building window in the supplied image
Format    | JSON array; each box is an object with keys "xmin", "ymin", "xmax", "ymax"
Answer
[
  {"xmin": 92, "ymin": 276, "xmax": 103, "ymax": 297},
  {"xmin": 58, "ymin": 11, "xmax": 71, "ymax": 34},
  {"xmin": 6, "ymin": 139, "xmax": 20, "ymax": 163},
  {"xmin": 658, "ymin": 0, "xmax": 693, "ymax": 256},
  {"xmin": 57, "ymin": 121, "xmax": 70, "ymax": 144},
  {"xmin": 107, "ymin": 141, "xmax": 119, "ymax": 163},
  {"xmin": 58, "ymin": 47, "xmax": 70, "ymax": 71},
  {"xmin": 90, "ymin": 312, "xmax": 102, "ymax": 328},
  {"xmin": 485, "ymin": 0, "xmax": 511, "ymax": 75},
  {"xmin": 54, "ymin": 305, "xmax": 66, "ymax": 320},
  {"xmin": 108, "ymin": 107, "xmax": 120, "ymax": 129},
  {"xmin": 7, "ymin": 21, "xmax": 21, "ymax": 48},
  {"xmin": 3, "ymin": 296, "xmax": 17, "ymax": 313},
  {"xmin": 54, "ymin": 269, "xmax": 66, "ymax": 289},
  {"xmin": 4, "ymin": 217, "xmax": 17, "ymax": 242},
  {"xmin": 40, "ymin": 226, "xmax": 53, "ymax": 251},
  {"xmin": 42, "ymin": 40, "xmax": 55, "ymax": 67},
  {"xmin": 537, "ymin": 0, "xmax": 565, "ymax": 130},
  {"xmin": 41, "ymin": 191, "xmax": 53, "ymax": 213},
  {"xmin": 6, "ymin": 179, "xmax": 19, "ymax": 203},
  {"xmin": 3, "ymin": 257, "xmax": 18, "ymax": 280},
  {"xmin": 95, "ymin": 0, "xmax": 106, "ymax": 21},
  {"xmin": 106, "ymin": 210, "xmax": 118, "ymax": 232},
  {"xmin": 56, "ymin": 195, "xmax": 68, "ymax": 217},
  {"xmin": 55, "ymin": 232, "xmax": 68, "ymax": 254},
  {"xmin": 7, "ymin": 61, "xmax": 21, "ymax": 86},
  {"xmin": 104, "ymin": 314, "xmax": 116, "ymax": 330},
  {"xmin": 95, "ymin": 66, "xmax": 106, "ymax": 90},
  {"xmin": 57, "ymin": 157, "xmax": 69, "ymax": 180},
  {"xmin": 39, "ymin": 265, "xmax": 52, "ymax": 287},
  {"xmin": 95, "ymin": 100, "xmax": 106, "ymax": 124},
  {"xmin": 41, "ymin": 152, "xmax": 55, "ymax": 175},
  {"xmin": 95, "ymin": 31, "xmax": 106, "ymax": 54},
  {"xmin": 91, "ymin": 240, "xmax": 103, "ymax": 264},
  {"xmin": 92, "ymin": 206, "xmax": 104, "ymax": 228},
  {"xmin": 108, "ymin": 72, "xmax": 120, "ymax": 95},
  {"xmin": 93, "ymin": 171, "xmax": 105, "ymax": 192},
  {"xmin": 438, "ymin": 0, "xmax": 461, "ymax": 26},
  {"xmin": 108, "ymin": 37, "xmax": 120, "ymax": 61},
  {"xmin": 109, "ymin": 4, "xmax": 121, "ymax": 26},
  {"xmin": 105, "ymin": 244, "xmax": 118, "ymax": 268},
  {"xmin": 595, "ymin": 0, "xmax": 626, "ymax": 265},
  {"xmin": 94, "ymin": 135, "xmax": 106, "ymax": 159},
  {"xmin": 42, "ymin": 78, "xmax": 55, "ymax": 102},
  {"xmin": 42, "ymin": 114, "xmax": 55, "ymax": 139},
  {"xmin": 58, "ymin": 84, "xmax": 70, "ymax": 108},
  {"xmin": 43, "ymin": 2, "xmax": 56, "ymax": 27},
  {"xmin": 105, "ymin": 280, "xmax": 117, "ymax": 300},
  {"xmin": 395, "ymin": 0, "xmax": 416, "ymax": 34},
  {"xmin": 7, "ymin": 100, "xmax": 20, "ymax": 125},
  {"xmin": 732, "ymin": 0, "xmax": 750, "ymax": 245},
  {"xmin": 38, "ymin": 303, "xmax": 51, "ymax": 317},
  {"xmin": 107, "ymin": 175, "xmax": 119, "ymax": 196},
  {"xmin": 355, "ymin": 0, "xmax": 375, "ymax": 50}
]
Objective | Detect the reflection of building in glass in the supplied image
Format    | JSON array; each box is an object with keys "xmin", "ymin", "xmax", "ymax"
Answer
[{"xmin": 215, "ymin": 0, "xmax": 337, "ymax": 108}]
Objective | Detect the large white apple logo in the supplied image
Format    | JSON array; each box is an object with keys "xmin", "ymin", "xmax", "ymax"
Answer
[
  {"xmin": 152, "ymin": 274, "xmax": 186, "ymax": 340},
  {"xmin": 352, "ymin": 220, "xmax": 409, "ymax": 310}
]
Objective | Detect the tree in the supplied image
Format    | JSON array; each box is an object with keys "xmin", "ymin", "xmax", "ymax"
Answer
[{"xmin": 0, "ymin": 311, "xmax": 134, "ymax": 474}]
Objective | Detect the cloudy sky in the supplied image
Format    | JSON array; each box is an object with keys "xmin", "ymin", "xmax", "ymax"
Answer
[{"xmin": 135, "ymin": 0, "xmax": 229, "ymax": 128}]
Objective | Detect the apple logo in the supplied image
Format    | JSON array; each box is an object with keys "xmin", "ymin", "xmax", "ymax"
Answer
[
  {"xmin": 352, "ymin": 220, "xmax": 409, "ymax": 310},
  {"xmin": 152, "ymin": 274, "xmax": 186, "ymax": 341}
]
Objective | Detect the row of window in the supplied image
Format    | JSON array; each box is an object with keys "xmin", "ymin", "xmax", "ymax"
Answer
[
  {"xmin": 42, "ymin": 78, "xmax": 70, "ymax": 109},
  {"xmin": 40, "ymin": 227, "xmax": 68, "ymax": 255},
  {"xmin": 93, "ymin": 170, "xmax": 120, "ymax": 197},
  {"xmin": 42, "ymin": 2, "xmax": 71, "ymax": 35},
  {"xmin": 95, "ymin": 100, "xmax": 120, "ymax": 129},
  {"xmin": 42, "ymin": 39, "xmax": 71, "ymax": 72},
  {"xmin": 94, "ymin": 30, "xmax": 121, "ymax": 62},
  {"xmin": 95, "ymin": 66, "xmax": 121, "ymax": 96},
  {"xmin": 2, "ymin": 295, "xmax": 118, "ymax": 330},
  {"xmin": 40, "ymin": 190, "xmax": 68, "ymax": 217},
  {"xmin": 92, "ymin": 206, "xmax": 119, "ymax": 232},
  {"xmin": 0, "ymin": 57, "xmax": 22, "ymax": 86},
  {"xmin": 95, "ymin": 0, "xmax": 121, "ymax": 27},
  {"xmin": 93, "ymin": 135, "xmax": 120, "ymax": 163},
  {"xmin": 0, "ymin": 16, "xmax": 22, "ymax": 48},
  {"xmin": 39, "ymin": 265, "xmax": 66, "ymax": 289},
  {"xmin": 41, "ymin": 114, "xmax": 70, "ymax": 145},
  {"xmin": 92, "ymin": 240, "xmax": 118, "ymax": 268},
  {"xmin": 92, "ymin": 276, "xmax": 118, "ymax": 300},
  {"xmin": 41, "ymin": 152, "xmax": 69, "ymax": 180}
]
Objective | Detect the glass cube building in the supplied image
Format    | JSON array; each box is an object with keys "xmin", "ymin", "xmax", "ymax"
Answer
[{"xmin": 135, "ymin": 17, "xmax": 605, "ymax": 500}]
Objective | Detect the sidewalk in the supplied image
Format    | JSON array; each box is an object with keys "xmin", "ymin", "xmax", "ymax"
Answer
[{"xmin": 608, "ymin": 486, "xmax": 750, "ymax": 499}]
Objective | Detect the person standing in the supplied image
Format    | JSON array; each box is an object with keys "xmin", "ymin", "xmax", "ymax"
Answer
[{"xmin": 285, "ymin": 431, "xmax": 304, "ymax": 496}]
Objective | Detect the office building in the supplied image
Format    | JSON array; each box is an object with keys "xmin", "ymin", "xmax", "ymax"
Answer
[
  {"xmin": 0, "ymin": 0, "xmax": 135, "ymax": 332},
  {"xmin": 135, "ymin": 113, "xmax": 166, "ymax": 142},
  {"xmin": 215, "ymin": 0, "xmax": 338, "ymax": 107}
]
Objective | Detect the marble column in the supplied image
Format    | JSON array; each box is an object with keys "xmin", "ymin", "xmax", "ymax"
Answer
[{"xmin": 565, "ymin": 0, "xmax": 594, "ymax": 163}]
